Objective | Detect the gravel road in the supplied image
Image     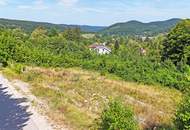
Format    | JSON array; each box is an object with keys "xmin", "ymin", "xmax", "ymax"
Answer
[{"xmin": 0, "ymin": 74, "xmax": 53, "ymax": 130}]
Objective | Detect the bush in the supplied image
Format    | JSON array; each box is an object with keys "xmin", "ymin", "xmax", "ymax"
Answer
[
  {"xmin": 8, "ymin": 63, "xmax": 26, "ymax": 74},
  {"xmin": 175, "ymin": 94, "xmax": 190, "ymax": 130},
  {"xmin": 99, "ymin": 100, "xmax": 139, "ymax": 130}
]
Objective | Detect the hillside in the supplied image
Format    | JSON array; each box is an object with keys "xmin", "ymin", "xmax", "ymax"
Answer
[
  {"xmin": 0, "ymin": 17, "xmax": 189, "ymax": 129},
  {"xmin": 0, "ymin": 18, "xmax": 182, "ymax": 35},
  {"xmin": 0, "ymin": 18, "xmax": 106, "ymax": 33},
  {"xmin": 2, "ymin": 65, "xmax": 182, "ymax": 130},
  {"xmin": 101, "ymin": 18, "xmax": 181, "ymax": 36}
]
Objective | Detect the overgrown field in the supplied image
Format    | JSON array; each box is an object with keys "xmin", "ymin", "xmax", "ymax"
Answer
[
  {"xmin": 0, "ymin": 24, "xmax": 190, "ymax": 92},
  {"xmin": 2, "ymin": 65, "xmax": 182, "ymax": 129}
]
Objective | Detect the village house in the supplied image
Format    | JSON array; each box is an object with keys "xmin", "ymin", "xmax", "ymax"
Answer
[{"xmin": 89, "ymin": 43, "xmax": 111, "ymax": 55}]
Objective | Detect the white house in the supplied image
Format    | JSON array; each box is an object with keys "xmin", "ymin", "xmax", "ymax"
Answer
[{"xmin": 89, "ymin": 44, "xmax": 111, "ymax": 55}]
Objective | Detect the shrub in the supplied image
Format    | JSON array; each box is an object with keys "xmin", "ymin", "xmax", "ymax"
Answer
[
  {"xmin": 99, "ymin": 100, "xmax": 139, "ymax": 130},
  {"xmin": 175, "ymin": 94, "xmax": 190, "ymax": 130},
  {"xmin": 8, "ymin": 62, "xmax": 26, "ymax": 74}
]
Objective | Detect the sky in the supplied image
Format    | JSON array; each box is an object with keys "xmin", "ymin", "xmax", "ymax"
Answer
[{"xmin": 0, "ymin": 0, "xmax": 190, "ymax": 26}]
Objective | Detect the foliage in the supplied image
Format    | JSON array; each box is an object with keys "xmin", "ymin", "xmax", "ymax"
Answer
[
  {"xmin": 162, "ymin": 19, "xmax": 190, "ymax": 66},
  {"xmin": 114, "ymin": 40, "xmax": 120, "ymax": 50},
  {"xmin": 175, "ymin": 94, "xmax": 190, "ymax": 130},
  {"xmin": 1, "ymin": 19, "xmax": 190, "ymax": 130},
  {"xmin": 0, "ymin": 22, "xmax": 189, "ymax": 92},
  {"xmin": 0, "ymin": 29, "xmax": 20, "ymax": 66},
  {"xmin": 62, "ymin": 27, "xmax": 82, "ymax": 42},
  {"xmin": 0, "ymin": 18, "xmax": 105, "ymax": 33},
  {"xmin": 98, "ymin": 100, "xmax": 138, "ymax": 130},
  {"xmin": 7, "ymin": 62, "xmax": 26, "ymax": 74},
  {"xmin": 101, "ymin": 18, "xmax": 181, "ymax": 36}
]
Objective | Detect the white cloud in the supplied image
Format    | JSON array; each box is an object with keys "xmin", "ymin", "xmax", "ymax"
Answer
[
  {"xmin": 58, "ymin": 0, "xmax": 79, "ymax": 7},
  {"xmin": 18, "ymin": 0, "xmax": 48, "ymax": 10},
  {"xmin": 0, "ymin": 0, "xmax": 8, "ymax": 6}
]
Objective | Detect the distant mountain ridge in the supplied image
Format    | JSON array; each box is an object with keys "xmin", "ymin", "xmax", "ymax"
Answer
[
  {"xmin": 101, "ymin": 18, "xmax": 182, "ymax": 36},
  {"xmin": 0, "ymin": 18, "xmax": 106, "ymax": 33},
  {"xmin": 0, "ymin": 18, "xmax": 182, "ymax": 35}
]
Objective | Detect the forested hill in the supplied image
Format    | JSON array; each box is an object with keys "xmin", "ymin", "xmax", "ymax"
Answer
[
  {"xmin": 0, "ymin": 18, "xmax": 106, "ymax": 33},
  {"xmin": 0, "ymin": 18, "xmax": 182, "ymax": 35},
  {"xmin": 101, "ymin": 18, "xmax": 182, "ymax": 36}
]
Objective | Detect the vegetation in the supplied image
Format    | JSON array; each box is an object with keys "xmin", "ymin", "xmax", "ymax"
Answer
[
  {"xmin": 0, "ymin": 18, "xmax": 181, "ymax": 35},
  {"xmin": 98, "ymin": 100, "xmax": 138, "ymax": 130},
  {"xmin": 175, "ymin": 94, "xmax": 190, "ymax": 130},
  {"xmin": 2, "ymin": 65, "xmax": 182, "ymax": 129},
  {"xmin": 0, "ymin": 18, "xmax": 190, "ymax": 129},
  {"xmin": 0, "ymin": 18, "xmax": 106, "ymax": 33},
  {"xmin": 0, "ymin": 22, "xmax": 189, "ymax": 92},
  {"xmin": 163, "ymin": 19, "xmax": 190, "ymax": 66},
  {"xmin": 101, "ymin": 18, "xmax": 181, "ymax": 36}
]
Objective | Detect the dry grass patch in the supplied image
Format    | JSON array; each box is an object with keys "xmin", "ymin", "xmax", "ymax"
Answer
[{"xmin": 2, "ymin": 66, "xmax": 182, "ymax": 129}]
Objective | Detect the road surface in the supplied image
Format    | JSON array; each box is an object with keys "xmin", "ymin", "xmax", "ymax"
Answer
[{"xmin": 0, "ymin": 74, "xmax": 53, "ymax": 130}]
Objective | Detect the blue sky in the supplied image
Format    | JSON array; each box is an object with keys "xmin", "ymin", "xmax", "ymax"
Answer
[{"xmin": 0, "ymin": 0, "xmax": 189, "ymax": 26}]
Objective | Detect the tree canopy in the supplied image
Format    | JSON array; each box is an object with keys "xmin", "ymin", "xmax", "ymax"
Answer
[{"xmin": 162, "ymin": 19, "xmax": 190, "ymax": 65}]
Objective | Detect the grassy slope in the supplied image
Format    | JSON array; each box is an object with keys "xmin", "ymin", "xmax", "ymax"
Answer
[{"xmin": 2, "ymin": 66, "xmax": 182, "ymax": 130}]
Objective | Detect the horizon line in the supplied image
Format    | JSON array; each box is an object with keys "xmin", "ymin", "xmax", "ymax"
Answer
[{"xmin": 0, "ymin": 17, "xmax": 187, "ymax": 27}]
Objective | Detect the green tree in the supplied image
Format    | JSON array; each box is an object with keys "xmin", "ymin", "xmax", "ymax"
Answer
[
  {"xmin": 114, "ymin": 39, "xmax": 120, "ymax": 51},
  {"xmin": 62, "ymin": 27, "xmax": 81, "ymax": 42},
  {"xmin": 99, "ymin": 100, "xmax": 138, "ymax": 130},
  {"xmin": 31, "ymin": 26, "xmax": 47, "ymax": 39},
  {"xmin": 48, "ymin": 28, "xmax": 59, "ymax": 37},
  {"xmin": 162, "ymin": 19, "xmax": 190, "ymax": 65},
  {"xmin": 30, "ymin": 26, "xmax": 48, "ymax": 44},
  {"xmin": 0, "ymin": 29, "xmax": 18, "ymax": 65}
]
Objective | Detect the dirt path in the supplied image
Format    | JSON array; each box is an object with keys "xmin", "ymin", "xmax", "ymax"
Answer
[{"xmin": 0, "ymin": 74, "xmax": 54, "ymax": 130}]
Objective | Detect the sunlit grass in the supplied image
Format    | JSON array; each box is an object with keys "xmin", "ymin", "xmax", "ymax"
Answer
[{"xmin": 2, "ymin": 65, "xmax": 182, "ymax": 129}]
